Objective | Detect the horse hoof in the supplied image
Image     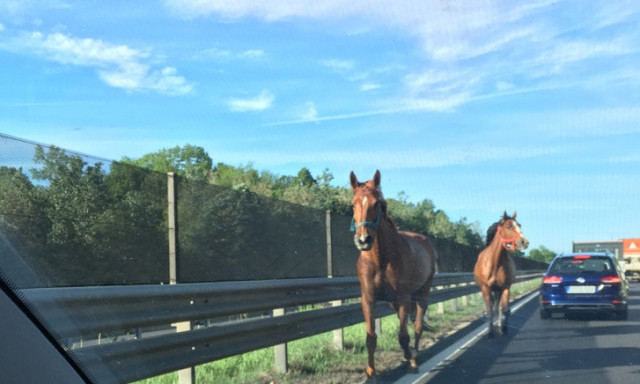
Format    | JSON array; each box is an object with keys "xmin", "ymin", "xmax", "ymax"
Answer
[
  {"xmin": 366, "ymin": 366, "xmax": 376, "ymax": 377},
  {"xmin": 410, "ymin": 359, "xmax": 418, "ymax": 369},
  {"xmin": 502, "ymin": 326, "xmax": 509, "ymax": 334}
]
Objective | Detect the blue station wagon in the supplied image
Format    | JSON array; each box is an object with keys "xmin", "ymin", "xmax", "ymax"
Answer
[{"xmin": 540, "ymin": 252, "xmax": 628, "ymax": 320}]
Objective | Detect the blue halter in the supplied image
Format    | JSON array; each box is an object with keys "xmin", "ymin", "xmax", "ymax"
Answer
[{"xmin": 350, "ymin": 204, "xmax": 382, "ymax": 232}]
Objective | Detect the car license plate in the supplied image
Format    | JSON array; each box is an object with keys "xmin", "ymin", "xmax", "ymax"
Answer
[{"xmin": 566, "ymin": 285, "xmax": 596, "ymax": 294}]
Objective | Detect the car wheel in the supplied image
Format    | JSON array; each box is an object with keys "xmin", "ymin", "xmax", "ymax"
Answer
[
  {"xmin": 615, "ymin": 308, "xmax": 628, "ymax": 320},
  {"xmin": 540, "ymin": 309, "xmax": 550, "ymax": 319}
]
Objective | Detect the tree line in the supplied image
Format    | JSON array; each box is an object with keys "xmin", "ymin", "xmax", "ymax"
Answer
[
  {"xmin": 0, "ymin": 143, "xmax": 547, "ymax": 287},
  {"xmin": 124, "ymin": 144, "xmax": 485, "ymax": 248}
]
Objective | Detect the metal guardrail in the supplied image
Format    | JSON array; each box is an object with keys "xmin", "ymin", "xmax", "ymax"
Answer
[{"xmin": 20, "ymin": 271, "xmax": 543, "ymax": 384}]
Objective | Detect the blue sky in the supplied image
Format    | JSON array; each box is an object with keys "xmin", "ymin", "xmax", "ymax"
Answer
[{"xmin": 1, "ymin": 0, "xmax": 639, "ymax": 254}]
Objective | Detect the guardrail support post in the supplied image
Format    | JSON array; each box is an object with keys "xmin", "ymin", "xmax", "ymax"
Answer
[
  {"xmin": 450, "ymin": 284, "xmax": 457, "ymax": 312},
  {"xmin": 274, "ymin": 308, "xmax": 288, "ymax": 373},
  {"xmin": 331, "ymin": 300, "xmax": 344, "ymax": 350},
  {"xmin": 461, "ymin": 282, "xmax": 468, "ymax": 308}
]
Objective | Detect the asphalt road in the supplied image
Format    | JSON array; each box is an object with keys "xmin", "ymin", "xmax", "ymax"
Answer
[{"xmin": 421, "ymin": 283, "xmax": 640, "ymax": 384}]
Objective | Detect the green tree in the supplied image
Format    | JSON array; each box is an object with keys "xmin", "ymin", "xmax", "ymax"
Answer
[
  {"xmin": 124, "ymin": 144, "xmax": 213, "ymax": 182},
  {"xmin": 292, "ymin": 167, "xmax": 316, "ymax": 187},
  {"xmin": 31, "ymin": 146, "xmax": 107, "ymax": 248},
  {"xmin": 0, "ymin": 166, "xmax": 51, "ymax": 284},
  {"xmin": 529, "ymin": 245, "xmax": 556, "ymax": 263}
]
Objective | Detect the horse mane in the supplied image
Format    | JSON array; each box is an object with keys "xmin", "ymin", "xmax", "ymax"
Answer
[
  {"xmin": 485, "ymin": 222, "xmax": 499, "ymax": 246},
  {"xmin": 485, "ymin": 214, "xmax": 513, "ymax": 245},
  {"xmin": 378, "ymin": 197, "xmax": 397, "ymax": 229}
]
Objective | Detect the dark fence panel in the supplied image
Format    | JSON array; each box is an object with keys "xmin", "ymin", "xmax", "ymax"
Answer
[
  {"xmin": 0, "ymin": 135, "xmax": 169, "ymax": 287},
  {"xmin": 329, "ymin": 212, "xmax": 359, "ymax": 277},
  {"xmin": 176, "ymin": 177, "xmax": 327, "ymax": 282},
  {"xmin": 432, "ymin": 237, "xmax": 480, "ymax": 272}
]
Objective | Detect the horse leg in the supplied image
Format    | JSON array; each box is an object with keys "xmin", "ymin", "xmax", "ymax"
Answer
[
  {"xmin": 500, "ymin": 287, "xmax": 511, "ymax": 334},
  {"xmin": 496, "ymin": 290, "xmax": 503, "ymax": 333},
  {"xmin": 480, "ymin": 286, "xmax": 494, "ymax": 338},
  {"xmin": 396, "ymin": 297, "xmax": 414, "ymax": 365},
  {"xmin": 410, "ymin": 283, "xmax": 431, "ymax": 368},
  {"xmin": 361, "ymin": 298, "xmax": 377, "ymax": 377}
]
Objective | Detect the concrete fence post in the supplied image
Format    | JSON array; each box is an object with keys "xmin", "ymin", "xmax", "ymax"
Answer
[
  {"xmin": 168, "ymin": 173, "xmax": 195, "ymax": 384},
  {"xmin": 327, "ymin": 210, "xmax": 345, "ymax": 350}
]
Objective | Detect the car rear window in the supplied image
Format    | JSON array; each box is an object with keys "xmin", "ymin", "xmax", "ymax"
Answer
[{"xmin": 549, "ymin": 257, "xmax": 615, "ymax": 275}]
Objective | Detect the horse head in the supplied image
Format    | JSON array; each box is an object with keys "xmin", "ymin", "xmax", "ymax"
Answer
[
  {"xmin": 498, "ymin": 211, "xmax": 529, "ymax": 251},
  {"xmin": 350, "ymin": 170, "xmax": 384, "ymax": 251}
]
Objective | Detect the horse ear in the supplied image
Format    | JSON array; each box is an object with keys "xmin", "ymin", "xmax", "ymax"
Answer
[
  {"xmin": 512, "ymin": 211, "xmax": 517, "ymax": 220},
  {"xmin": 349, "ymin": 171, "xmax": 359, "ymax": 190},
  {"xmin": 373, "ymin": 170, "xmax": 381, "ymax": 188}
]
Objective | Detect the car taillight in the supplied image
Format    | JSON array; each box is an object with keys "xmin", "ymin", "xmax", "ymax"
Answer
[
  {"xmin": 573, "ymin": 255, "xmax": 591, "ymax": 259},
  {"xmin": 543, "ymin": 276, "xmax": 563, "ymax": 284},
  {"xmin": 601, "ymin": 276, "xmax": 622, "ymax": 284}
]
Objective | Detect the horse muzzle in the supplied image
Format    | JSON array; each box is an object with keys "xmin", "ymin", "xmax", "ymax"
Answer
[
  {"xmin": 516, "ymin": 237, "xmax": 529, "ymax": 250},
  {"xmin": 354, "ymin": 234, "xmax": 374, "ymax": 251}
]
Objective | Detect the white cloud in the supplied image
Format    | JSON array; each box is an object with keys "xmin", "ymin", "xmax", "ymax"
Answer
[
  {"xmin": 165, "ymin": 0, "xmax": 365, "ymax": 21},
  {"xmin": 168, "ymin": 0, "xmax": 640, "ymax": 115},
  {"xmin": 228, "ymin": 90, "xmax": 274, "ymax": 112},
  {"xmin": 165, "ymin": 1, "xmax": 550, "ymax": 63},
  {"xmin": 167, "ymin": 1, "xmax": 638, "ymax": 73},
  {"xmin": 533, "ymin": 37, "xmax": 634, "ymax": 73},
  {"xmin": 360, "ymin": 82, "xmax": 380, "ymax": 91},
  {"xmin": 399, "ymin": 93, "xmax": 471, "ymax": 113},
  {"xmin": 321, "ymin": 58, "xmax": 356, "ymax": 73},
  {"xmin": 239, "ymin": 49, "xmax": 265, "ymax": 59},
  {"xmin": 193, "ymin": 47, "xmax": 264, "ymax": 61},
  {"xmin": 265, "ymin": 93, "xmax": 468, "ymax": 126},
  {"xmin": 301, "ymin": 102, "xmax": 318, "ymax": 121},
  {"xmin": 1, "ymin": 31, "xmax": 192, "ymax": 95}
]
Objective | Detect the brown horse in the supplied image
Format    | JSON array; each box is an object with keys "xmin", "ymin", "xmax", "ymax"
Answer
[
  {"xmin": 473, "ymin": 211, "xmax": 529, "ymax": 338},
  {"xmin": 350, "ymin": 170, "xmax": 437, "ymax": 377}
]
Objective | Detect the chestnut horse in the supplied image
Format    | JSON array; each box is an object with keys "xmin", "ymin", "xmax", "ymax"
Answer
[
  {"xmin": 473, "ymin": 211, "xmax": 529, "ymax": 338},
  {"xmin": 350, "ymin": 170, "xmax": 437, "ymax": 377}
]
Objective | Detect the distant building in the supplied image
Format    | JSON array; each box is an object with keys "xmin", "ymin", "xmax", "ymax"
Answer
[{"xmin": 572, "ymin": 240, "xmax": 623, "ymax": 261}]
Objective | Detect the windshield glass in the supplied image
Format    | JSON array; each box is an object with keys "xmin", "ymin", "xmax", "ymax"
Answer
[
  {"xmin": 1, "ymin": 1, "xmax": 638, "ymax": 384},
  {"xmin": 549, "ymin": 257, "xmax": 615, "ymax": 275}
]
